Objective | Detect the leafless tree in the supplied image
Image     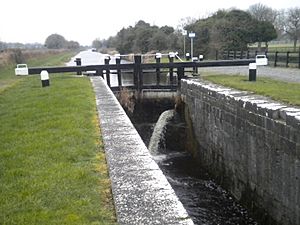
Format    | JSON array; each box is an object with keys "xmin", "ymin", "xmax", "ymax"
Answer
[
  {"xmin": 248, "ymin": 3, "xmax": 279, "ymax": 50},
  {"xmin": 177, "ymin": 17, "xmax": 197, "ymax": 32},
  {"xmin": 248, "ymin": 3, "xmax": 278, "ymax": 23},
  {"xmin": 284, "ymin": 7, "xmax": 300, "ymax": 51}
]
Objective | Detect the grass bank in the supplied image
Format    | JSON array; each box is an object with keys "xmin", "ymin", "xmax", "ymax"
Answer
[
  {"xmin": 0, "ymin": 53, "xmax": 116, "ymax": 224},
  {"xmin": 202, "ymin": 74, "xmax": 300, "ymax": 106},
  {"xmin": 0, "ymin": 50, "xmax": 75, "ymax": 93}
]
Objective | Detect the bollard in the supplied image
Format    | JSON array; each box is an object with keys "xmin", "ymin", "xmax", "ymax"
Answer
[
  {"xmin": 74, "ymin": 58, "xmax": 82, "ymax": 75},
  {"xmin": 155, "ymin": 52, "xmax": 162, "ymax": 60},
  {"xmin": 192, "ymin": 57, "xmax": 198, "ymax": 74},
  {"xmin": 249, "ymin": 63, "xmax": 257, "ymax": 81},
  {"xmin": 40, "ymin": 70, "xmax": 50, "ymax": 87},
  {"xmin": 185, "ymin": 53, "xmax": 190, "ymax": 61}
]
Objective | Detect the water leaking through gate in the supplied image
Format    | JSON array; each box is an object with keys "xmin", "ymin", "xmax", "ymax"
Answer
[{"xmin": 129, "ymin": 102, "xmax": 259, "ymax": 225}]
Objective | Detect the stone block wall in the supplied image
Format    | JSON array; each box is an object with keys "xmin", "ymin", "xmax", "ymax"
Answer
[{"xmin": 181, "ymin": 78, "xmax": 300, "ymax": 225}]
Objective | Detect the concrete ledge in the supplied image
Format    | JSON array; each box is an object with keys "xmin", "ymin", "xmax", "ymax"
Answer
[{"xmin": 91, "ymin": 77, "xmax": 193, "ymax": 225}]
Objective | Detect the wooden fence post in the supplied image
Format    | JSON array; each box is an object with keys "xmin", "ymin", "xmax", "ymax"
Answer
[
  {"xmin": 264, "ymin": 50, "xmax": 268, "ymax": 59},
  {"xmin": 233, "ymin": 51, "xmax": 237, "ymax": 59},
  {"xmin": 274, "ymin": 51, "xmax": 278, "ymax": 67},
  {"xmin": 216, "ymin": 50, "xmax": 218, "ymax": 60},
  {"xmin": 104, "ymin": 56, "xmax": 111, "ymax": 87},
  {"xmin": 247, "ymin": 51, "xmax": 250, "ymax": 59},
  {"xmin": 286, "ymin": 51, "xmax": 290, "ymax": 67},
  {"xmin": 134, "ymin": 55, "xmax": 142, "ymax": 93}
]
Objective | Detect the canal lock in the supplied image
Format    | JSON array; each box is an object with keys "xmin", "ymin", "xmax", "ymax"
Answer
[{"xmin": 116, "ymin": 94, "xmax": 259, "ymax": 225}]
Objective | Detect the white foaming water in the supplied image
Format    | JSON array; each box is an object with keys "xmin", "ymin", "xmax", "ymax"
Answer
[{"xmin": 148, "ymin": 109, "xmax": 175, "ymax": 155}]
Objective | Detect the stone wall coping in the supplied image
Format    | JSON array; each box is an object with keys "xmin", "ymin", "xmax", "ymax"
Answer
[
  {"xmin": 91, "ymin": 77, "xmax": 194, "ymax": 225},
  {"xmin": 182, "ymin": 78, "xmax": 300, "ymax": 128}
]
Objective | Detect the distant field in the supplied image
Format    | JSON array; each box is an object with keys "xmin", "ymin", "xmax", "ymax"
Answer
[{"xmin": 250, "ymin": 42, "xmax": 298, "ymax": 52}]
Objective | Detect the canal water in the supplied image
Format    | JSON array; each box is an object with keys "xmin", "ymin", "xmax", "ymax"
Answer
[
  {"xmin": 135, "ymin": 109, "xmax": 259, "ymax": 225},
  {"xmin": 67, "ymin": 50, "xmax": 173, "ymax": 87},
  {"xmin": 67, "ymin": 50, "xmax": 132, "ymax": 87}
]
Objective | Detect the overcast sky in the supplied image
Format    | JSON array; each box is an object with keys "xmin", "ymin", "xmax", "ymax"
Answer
[{"xmin": 1, "ymin": 0, "xmax": 299, "ymax": 46}]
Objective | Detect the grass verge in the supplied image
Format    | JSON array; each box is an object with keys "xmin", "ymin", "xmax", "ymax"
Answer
[
  {"xmin": 0, "ymin": 55, "xmax": 116, "ymax": 224},
  {"xmin": 0, "ymin": 51, "xmax": 76, "ymax": 93},
  {"xmin": 202, "ymin": 74, "xmax": 300, "ymax": 106}
]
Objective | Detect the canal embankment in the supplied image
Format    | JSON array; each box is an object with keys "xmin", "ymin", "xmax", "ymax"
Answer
[{"xmin": 181, "ymin": 78, "xmax": 300, "ymax": 225}]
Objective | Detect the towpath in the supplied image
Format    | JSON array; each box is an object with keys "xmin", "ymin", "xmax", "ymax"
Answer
[{"xmin": 200, "ymin": 66, "xmax": 300, "ymax": 83}]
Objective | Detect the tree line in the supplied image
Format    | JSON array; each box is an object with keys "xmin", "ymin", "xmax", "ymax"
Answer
[
  {"xmin": 0, "ymin": 34, "xmax": 80, "ymax": 51},
  {"xmin": 44, "ymin": 34, "xmax": 80, "ymax": 49},
  {"xmin": 93, "ymin": 20, "xmax": 182, "ymax": 54},
  {"xmin": 92, "ymin": 4, "xmax": 300, "ymax": 57}
]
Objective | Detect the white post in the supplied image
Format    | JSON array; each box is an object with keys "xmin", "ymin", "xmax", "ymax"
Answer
[
  {"xmin": 182, "ymin": 30, "xmax": 187, "ymax": 57},
  {"xmin": 40, "ymin": 70, "xmax": 50, "ymax": 87},
  {"xmin": 189, "ymin": 32, "xmax": 195, "ymax": 59},
  {"xmin": 191, "ymin": 38, "xmax": 193, "ymax": 59},
  {"xmin": 249, "ymin": 63, "xmax": 257, "ymax": 81}
]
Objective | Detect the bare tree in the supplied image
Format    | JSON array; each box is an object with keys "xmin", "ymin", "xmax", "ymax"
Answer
[
  {"xmin": 273, "ymin": 9, "xmax": 286, "ymax": 38},
  {"xmin": 248, "ymin": 3, "xmax": 278, "ymax": 50},
  {"xmin": 248, "ymin": 3, "xmax": 278, "ymax": 23},
  {"xmin": 284, "ymin": 7, "xmax": 300, "ymax": 51},
  {"xmin": 177, "ymin": 17, "xmax": 197, "ymax": 32}
]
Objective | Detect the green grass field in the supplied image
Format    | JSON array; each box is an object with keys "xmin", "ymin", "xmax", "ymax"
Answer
[
  {"xmin": 202, "ymin": 74, "xmax": 300, "ymax": 106},
  {"xmin": 0, "ymin": 51, "xmax": 76, "ymax": 93},
  {"xmin": 0, "ymin": 52, "xmax": 116, "ymax": 224},
  {"xmin": 250, "ymin": 42, "xmax": 298, "ymax": 52}
]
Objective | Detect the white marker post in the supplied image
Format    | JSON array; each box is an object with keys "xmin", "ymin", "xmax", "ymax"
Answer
[
  {"xmin": 188, "ymin": 32, "xmax": 195, "ymax": 59},
  {"xmin": 249, "ymin": 55, "xmax": 267, "ymax": 81},
  {"xmin": 182, "ymin": 30, "xmax": 187, "ymax": 57},
  {"xmin": 249, "ymin": 63, "xmax": 257, "ymax": 81},
  {"xmin": 155, "ymin": 53, "xmax": 162, "ymax": 59},
  {"xmin": 40, "ymin": 70, "xmax": 50, "ymax": 87}
]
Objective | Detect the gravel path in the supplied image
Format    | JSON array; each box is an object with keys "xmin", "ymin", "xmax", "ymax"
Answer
[{"xmin": 200, "ymin": 66, "xmax": 300, "ymax": 83}]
